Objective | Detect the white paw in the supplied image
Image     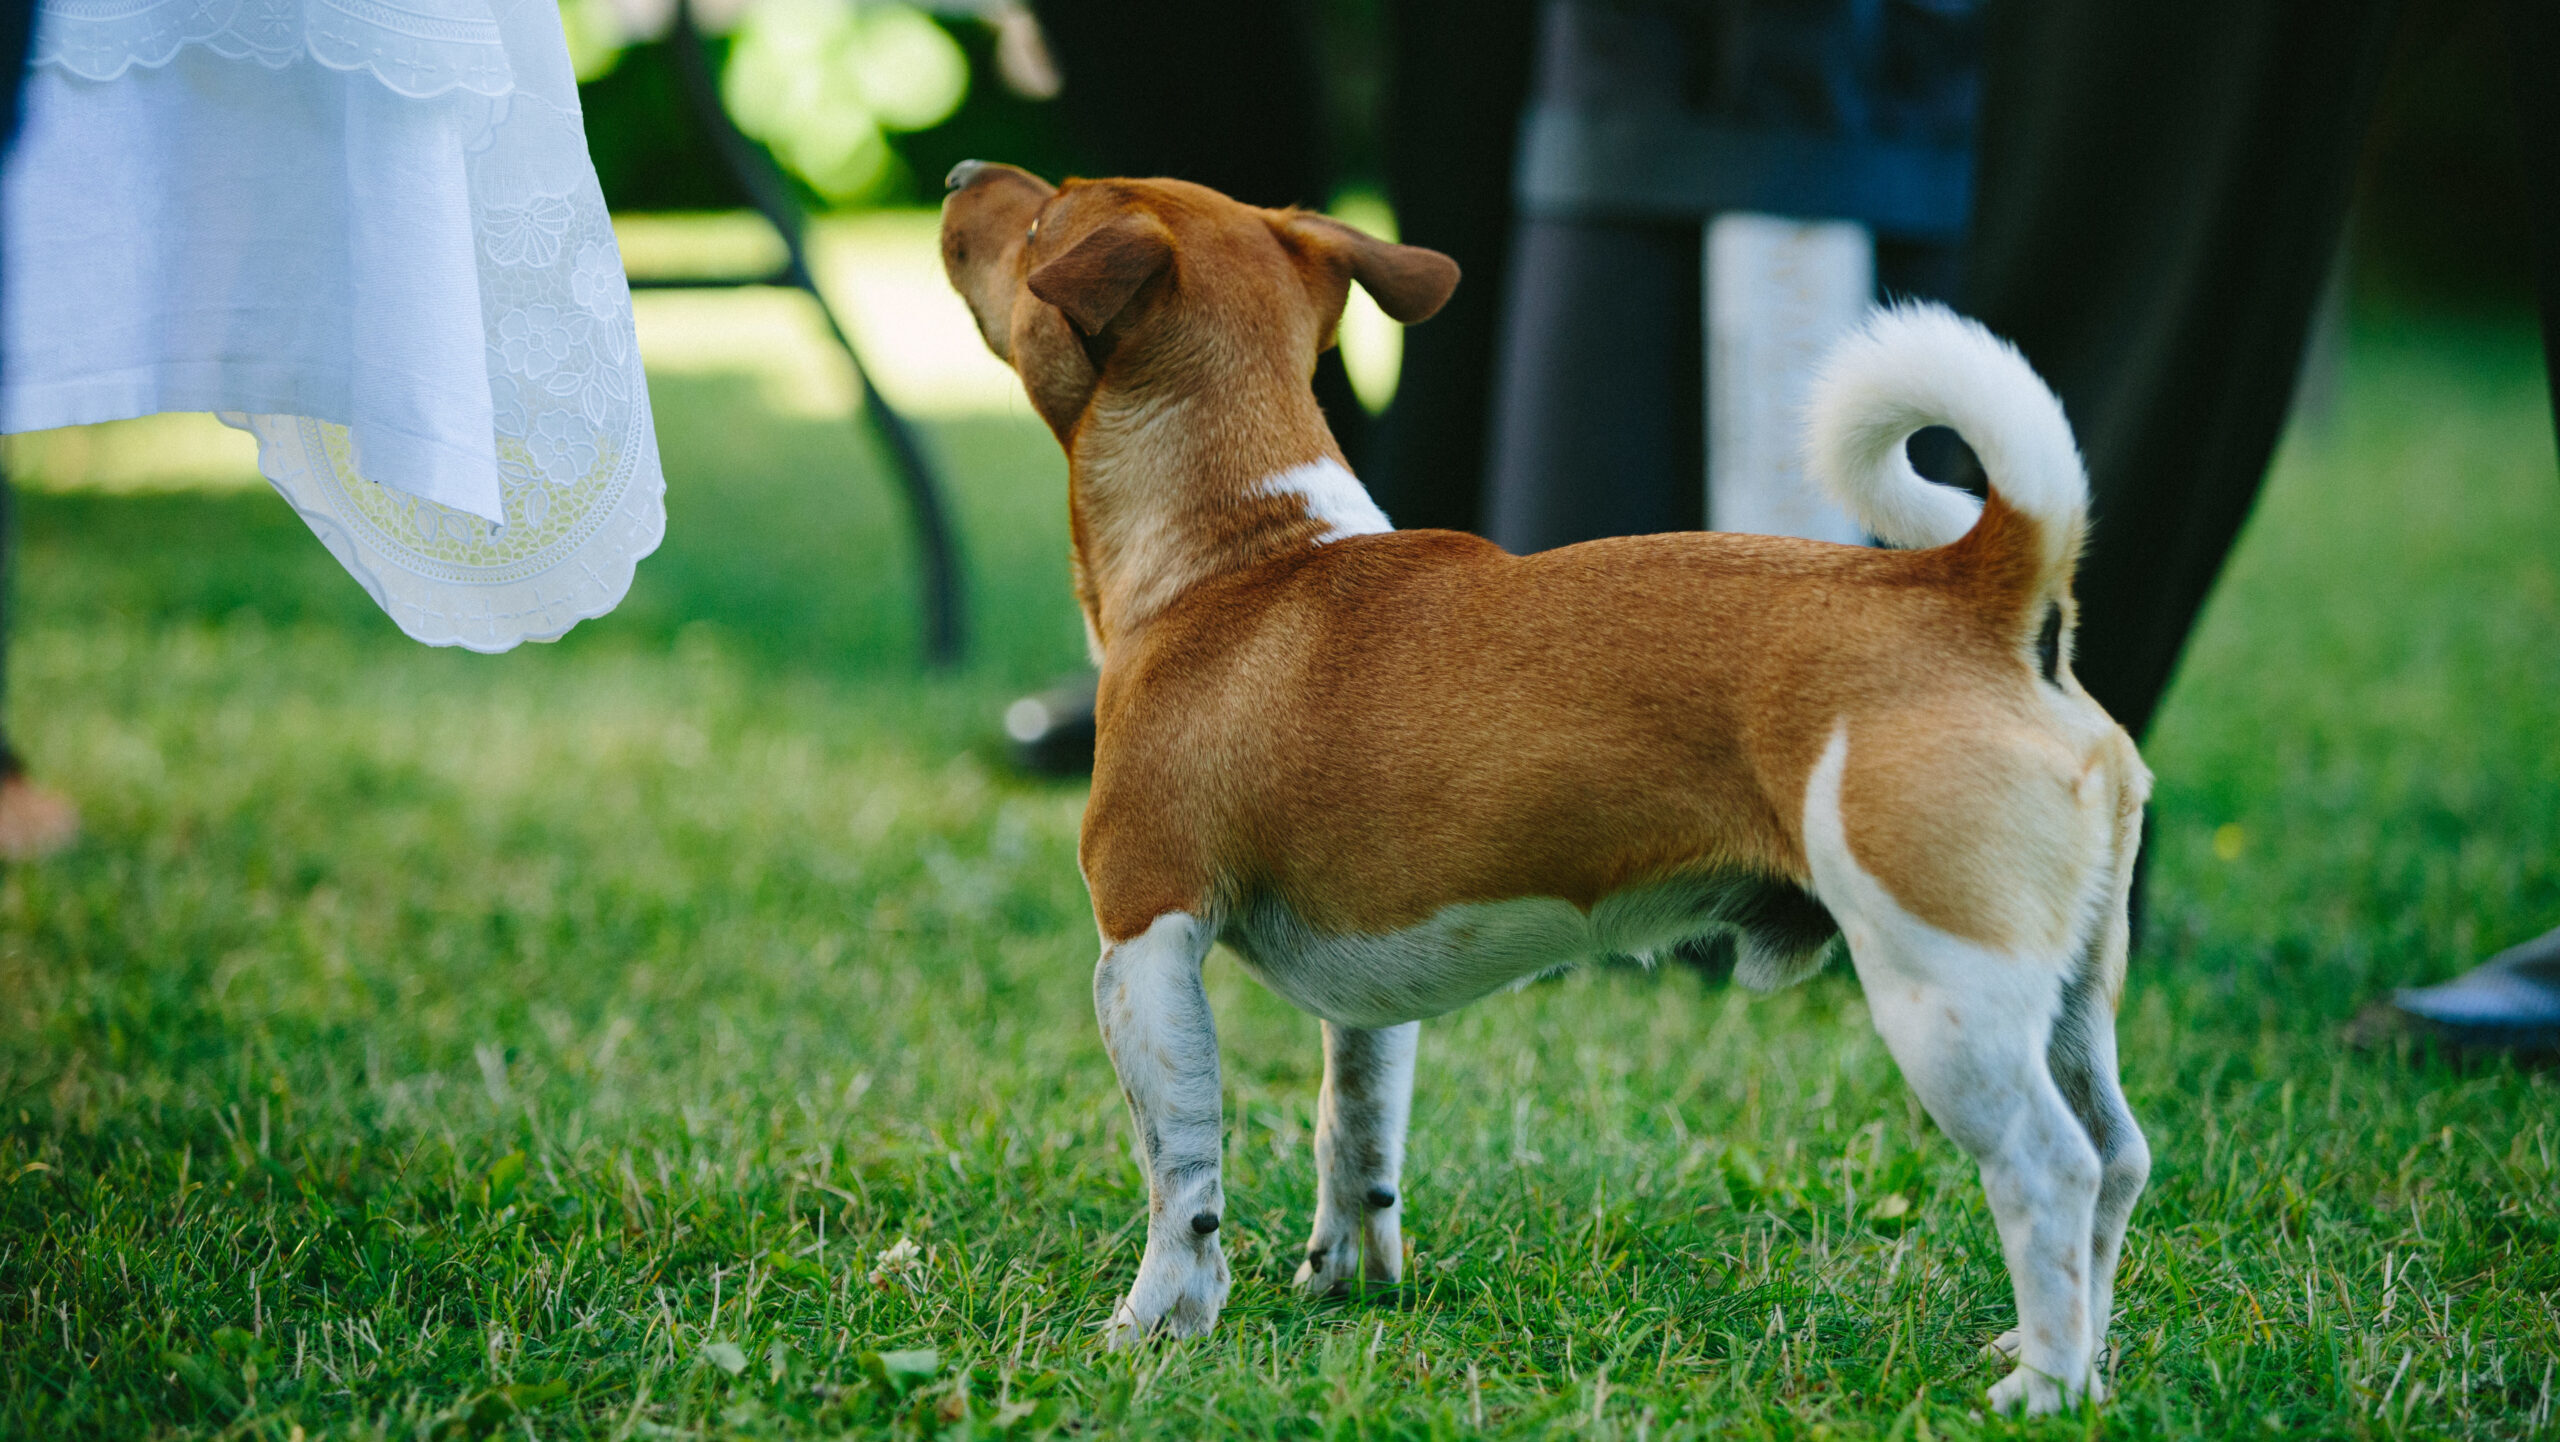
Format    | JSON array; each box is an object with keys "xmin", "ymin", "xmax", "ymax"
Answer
[
  {"xmin": 1104, "ymin": 1236, "xmax": 1229, "ymax": 1349},
  {"xmin": 1987, "ymin": 1329, "xmax": 2110, "ymax": 1369},
  {"xmin": 1987, "ymin": 1363, "xmax": 2099, "ymax": 1416},
  {"xmin": 1293, "ymin": 1215, "xmax": 1399, "ymax": 1295},
  {"xmin": 1292, "ymin": 1232, "xmax": 1360, "ymax": 1295}
]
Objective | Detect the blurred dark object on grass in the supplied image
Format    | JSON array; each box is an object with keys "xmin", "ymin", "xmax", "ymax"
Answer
[
  {"xmin": 1003, "ymin": 671, "xmax": 1096, "ymax": 777},
  {"xmin": 2372, "ymin": 923, "xmax": 2560, "ymax": 1063}
]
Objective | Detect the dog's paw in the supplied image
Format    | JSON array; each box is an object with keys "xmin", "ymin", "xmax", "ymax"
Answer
[
  {"xmin": 1292, "ymin": 1234, "xmax": 1360, "ymax": 1295},
  {"xmin": 1104, "ymin": 1297, "xmax": 1212, "ymax": 1351},
  {"xmin": 1104, "ymin": 1237, "xmax": 1230, "ymax": 1349},
  {"xmin": 1293, "ymin": 1215, "xmax": 1400, "ymax": 1295},
  {"xmin": 1987, "ymin": 1329, "xmax": 2110, "ymax": 1369},
  {"xmin": 1986, "ymin": 1363, "xmax": 2099, "ymax": 1416}
]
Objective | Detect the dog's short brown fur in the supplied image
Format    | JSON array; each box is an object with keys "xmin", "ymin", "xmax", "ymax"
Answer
[{"xmin": 943, "ymin": 162, "xmax": 2150, "ymax": 1415}]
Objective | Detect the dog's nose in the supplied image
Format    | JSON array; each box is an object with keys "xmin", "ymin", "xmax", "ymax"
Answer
[{"xmin": 945, "ymin": 160, "xmax": 991, "ymax": 192}]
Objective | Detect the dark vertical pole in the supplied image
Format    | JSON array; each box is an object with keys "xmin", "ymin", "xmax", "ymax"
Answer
[
  {"xmin": 2505, "ymin": 0, "xmax": 2560, "ymax": 458},
  {"xmin": 0, "ymin": 0, "xmax": 37, "ymax": 782},
  {"xmin": 1482, "ymin": 2, "xmax": 1706, "ymax": 553},
  {"xmin": 666, "ymin": 0, "xmax": 969, "ymax": 667},
  {"xmin": 1366, "ymin": 0, "xmax": 1538, "ymax": 535},
  {"xmin": 0, "ymin": 474, "xmax": 18, "ymax": 783}
]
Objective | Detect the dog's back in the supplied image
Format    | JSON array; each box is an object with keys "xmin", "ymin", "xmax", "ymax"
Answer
[{"xmin": 1089, "ymin": 309, "xmax": 2138, "ymax": 1003}]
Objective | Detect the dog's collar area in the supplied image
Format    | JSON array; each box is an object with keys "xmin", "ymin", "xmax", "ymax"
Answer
[{"xmin": 1251, "ymin": 458, "xmax": 1392, "ymax": 545}]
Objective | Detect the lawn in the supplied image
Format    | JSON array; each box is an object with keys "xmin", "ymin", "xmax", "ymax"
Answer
[{"xmin": 0, "ymin": 286, "xmax": 2554, "ymax": 1439}]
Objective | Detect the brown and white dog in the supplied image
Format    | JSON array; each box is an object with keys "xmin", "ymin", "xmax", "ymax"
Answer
[{"xmin": 941, "ymin": 162, "xmax": 2151, "ymax": 1415}]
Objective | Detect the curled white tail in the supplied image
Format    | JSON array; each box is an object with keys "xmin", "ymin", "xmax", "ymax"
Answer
[{"xmin": 1804, "ymin": 303, "xmax": 2087, "ymax": 583}]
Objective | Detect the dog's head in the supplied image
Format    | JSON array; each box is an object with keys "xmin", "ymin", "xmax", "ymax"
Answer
[{"xmin": 940, "ymin": 163, "xmax": 1458, "ymax": 436}]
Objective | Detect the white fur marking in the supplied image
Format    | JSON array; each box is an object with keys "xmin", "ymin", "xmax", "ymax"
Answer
[
  {"xmin": 1803, "ymin": 303, "xmax": 2086, "ymax": 571},
  {"xmin": 1799, "ymin": 724, "xmax": 2106, "ymax": 1415},
  {"xmin": 1254, "ymin": 458, "xmax": 1391, "ymax": 543},
  {"xmin": 1297, "ymin": 1020, "xmax": 1418, "ymax": 1294},
  {"xmin": 1093, "ymin": 912, "xmax": 1230, "ymax": 1347},
  {"xmin": 1226, "ymin": 878, "xmax": 1792, "ymax": 1030}
]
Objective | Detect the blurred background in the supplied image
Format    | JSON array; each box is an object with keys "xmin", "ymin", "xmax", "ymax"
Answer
[
  {"xmin": 3, "ymin": 0, "xmax": 2549, "ymax": 932},
  {"xmin": 0, "ymin": 2, "xmax": 2553, "ymax": 1436},
  {"xmin": 0, "ymin": 0, "xmax": 2548, "ymax": 932},
  {"xmin": 6, "ymin": 0, "xmax": 2543, "ymax": 642}
]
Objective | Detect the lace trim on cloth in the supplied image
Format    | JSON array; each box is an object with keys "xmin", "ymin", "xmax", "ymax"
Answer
[
  {"xmin": 226, "ymin": 74, "xmax": 664, "ymax": 652},
  {"xmin": 35, "ymin": 0, "xmax": 515, "ymax": 99},
  {"xmin": 24, "ymin": 0, "xmax": 663, "ymax": 651},
  {"xmin": 232, "ymin": 403, "xmax": 662, "ymax": 651}
]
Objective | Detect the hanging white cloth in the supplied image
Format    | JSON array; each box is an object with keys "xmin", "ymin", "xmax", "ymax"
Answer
[{"xmin": 3, "ymin": 0, "xmax": 664, "ymax": 652}]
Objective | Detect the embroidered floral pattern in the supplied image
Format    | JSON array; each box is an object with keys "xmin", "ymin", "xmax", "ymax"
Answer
[
  {"xmin": 170, "ymin": 0, "xmax": 668, "ymax": 652},
  {"xmin": 482, "ymin": 196, "xmax": 575, "ymax": 269},
  {"xmin": 498, "ymin": 304, "xmax": 583, "ymax": 384},
  {"xmin": 526, "ymin": 409, "xmax": 600, "ymax": 487},
  {"xmin": 569, "ymin": 242, "xmax": 621, "ymax": 319}
]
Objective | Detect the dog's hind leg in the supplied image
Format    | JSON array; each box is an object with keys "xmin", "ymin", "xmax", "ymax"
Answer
[
  {"xmin": 1857, "ymin": 947, "xmax": 2101, "ymax": 1414},
  {"xmin": 1803, "ymin": 729, "xmax": 2103, "ymax": 1415},
  {"xmin": 1296, "ymin": 1020, "xmax": 1419, "ymax": 1294},
  {"xmin": 2038, "ymin": 966, "xmax": 2146, "ymax": 1374},
  {"xmin": 1093, "ymin": 911, "xmax": 1230, "ymax": 1347},
  {"xmin": 2041, "ymin": 763, "xmax": 2151, "ymax": 1374},
  {"xmin": 1989, "ymin": 975, "xmax": 2147, "ymax": 1382}
]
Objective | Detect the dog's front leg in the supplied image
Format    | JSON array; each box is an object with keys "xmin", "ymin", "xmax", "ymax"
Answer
[
  {"xmin": 1295, "ymin": 1020, "xmax": 1418, "ymax": 1294},
  {"xmin": 1093, "ymin": 912, "xmax": 1230, "ymax": 1347}
]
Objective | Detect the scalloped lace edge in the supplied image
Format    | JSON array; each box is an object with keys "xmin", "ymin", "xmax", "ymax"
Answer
[
  {"xmin": 231, "ymin": 412, "xmax": 668, "ymax": 653},
  {"xmin": 36, "ymin": 26, "xmax": 515, "ymax": 101}
]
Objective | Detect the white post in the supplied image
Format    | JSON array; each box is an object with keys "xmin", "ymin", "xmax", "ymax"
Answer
[{"xmin": 1705, "ymin": 212, "xmax": 1875, "ymax": 545}]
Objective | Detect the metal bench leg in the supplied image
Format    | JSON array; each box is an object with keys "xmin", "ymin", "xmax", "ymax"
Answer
[{"xmin": 667, "ymin": 1, "xmax": 968, "ymax": 667}]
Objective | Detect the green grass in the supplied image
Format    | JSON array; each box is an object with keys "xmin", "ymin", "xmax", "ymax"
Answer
[{"xmin": 2, "ymin": 311, "xmax": 2556, "ymax": 1441}]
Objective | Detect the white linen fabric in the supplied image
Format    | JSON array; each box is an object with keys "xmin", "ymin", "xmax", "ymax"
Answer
[{"xmin": 2, "ymin": 0, "xmax": 664, "ymax": 652}]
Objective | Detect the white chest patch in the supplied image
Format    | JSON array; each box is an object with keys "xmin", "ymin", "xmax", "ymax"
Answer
[
  {"xmin": 1253, "ymin": 458, "xmax": 1392, "ymax": 544},
  {"xmin": 1221, "ymin": 880, "xmax": 1743, "ymax": 1030}
]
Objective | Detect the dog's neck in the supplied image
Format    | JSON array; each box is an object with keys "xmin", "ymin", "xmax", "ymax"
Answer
[{"xmin": 1065, "ymin": 374, "xmax": 1387, "ymax": 659}]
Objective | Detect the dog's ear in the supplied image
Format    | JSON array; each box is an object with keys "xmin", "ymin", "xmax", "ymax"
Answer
[
  {"xmin": 1028, "ymin": 213, "xmax": 1174, "ymax": 336},
  {"xmin": 1280, "ymin": 214, "xmax": 1460, "ymax": 325}
]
